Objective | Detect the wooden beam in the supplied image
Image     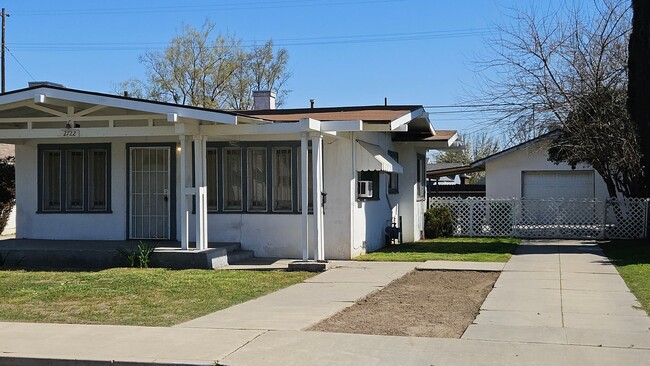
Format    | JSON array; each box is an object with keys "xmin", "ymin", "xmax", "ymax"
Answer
[
  {"xmin": 0, "ymin": 126, "xmax": 177, "ymax": 139},
  {"xmin": 74, "ymin": 105, "xmax": 106, "ymax": 117},
  {"xmin": 27, "ymin": 104, "xmax": 66, "ymax": 117}
]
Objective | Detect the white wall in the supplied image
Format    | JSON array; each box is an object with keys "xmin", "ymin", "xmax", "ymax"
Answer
[
  {"xmin": 486, "ymin": 141, "xmax": 609, "ymax": 200},
  {"xmin": 15, "ymin": 136, "xmax": 180, "ymax": 241}
]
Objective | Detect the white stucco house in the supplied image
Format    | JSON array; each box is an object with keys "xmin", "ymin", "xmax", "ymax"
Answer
[
  {"xmin": 470, "ymin": 131, "xmax": 609, "ymax": 200},
  {"xmin": 0, "ymin": 85, "xmax": 458, "ymax": 260}
]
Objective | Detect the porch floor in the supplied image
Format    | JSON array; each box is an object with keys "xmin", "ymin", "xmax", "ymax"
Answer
[{"xmin": 0, "ymin": 238, "xmax": 253, "ymax": 270}]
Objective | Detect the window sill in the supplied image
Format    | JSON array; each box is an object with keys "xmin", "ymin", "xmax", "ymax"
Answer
[{"xmin": 36, "ymin": 210, "xmax": 113, "ymax": 214}]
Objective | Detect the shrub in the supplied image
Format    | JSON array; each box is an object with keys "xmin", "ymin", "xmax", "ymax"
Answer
[
  {"xmin": 0, "ymin": 156, "xmax": 15, "ymax": 234},
  {"xmin": 424, "ymin": 206, "xmax": 454, "ymax": 238}
]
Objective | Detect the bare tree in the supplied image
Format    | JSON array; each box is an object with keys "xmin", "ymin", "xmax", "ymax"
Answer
[
  {"xmin": 436, "ymin": 132, "xmax": 501, "ymax": 183},
  {"xmin": 115, "ymin": 21, "xmax": 291, "ymax": 110},
  {"xmin": 474, "ymin": 0, "xmax": 645, "ymax": 197},
  {"xmin": 224, "ymin": 40, "xmax": 291, "ymax": 109}
]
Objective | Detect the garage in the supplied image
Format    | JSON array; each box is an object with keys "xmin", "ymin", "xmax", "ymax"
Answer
[{"xmin": 522, "ymin": 171, "xmax": 595, "ymax": 199}]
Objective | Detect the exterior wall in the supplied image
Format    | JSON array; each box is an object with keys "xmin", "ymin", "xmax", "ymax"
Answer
[
  {"xmin": 15, "ymin": 136, "xmax": 180, "ymax": 241},
  {"xmin": 485, "ymin": 142, "xmax": 609, "ymax": 200},
  {"xmin": 190, "ymin": 136, "xmax": 353, "ymax": 260},
  {"xmin": 14, "ymin": 131, "xmax": 427, "ymax": 259}
]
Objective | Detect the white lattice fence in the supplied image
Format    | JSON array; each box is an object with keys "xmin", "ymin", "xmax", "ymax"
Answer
[{"xmin": 429, "ymin": 198, "xmax": 649, "ymax": 239}]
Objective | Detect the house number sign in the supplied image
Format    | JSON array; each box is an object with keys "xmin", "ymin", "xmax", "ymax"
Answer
[{"xmin": 61, "ymin": 129, "xmax": 80, "ymax": 137}]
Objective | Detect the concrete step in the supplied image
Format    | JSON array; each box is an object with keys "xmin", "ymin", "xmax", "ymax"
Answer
[{"xmin": 227, "ymin": 249, "xmax": 255, "ymax": 264}]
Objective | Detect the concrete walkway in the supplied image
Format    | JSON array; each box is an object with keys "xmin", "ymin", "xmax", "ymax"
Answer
[
  {"xmin": 463, "ymin": 240, "xmax": 650, "ymax": 350},
  {"xmin": 1, "ymin": 241, "xmax": 649, "ymax": 365}
]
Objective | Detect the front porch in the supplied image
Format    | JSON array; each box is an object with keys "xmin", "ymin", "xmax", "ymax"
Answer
[{"xmin": 0, "ymin": 238, "xmax": 254, "ymax": 269}]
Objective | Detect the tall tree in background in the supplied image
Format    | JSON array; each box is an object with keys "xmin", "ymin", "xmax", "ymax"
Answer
[
  {"xmin": 628, "ymin": 0, "xmax": 650, "ymax": 196},
  {"xmin": 224, "ymin": 40, "xmax": 291, "ymax": 109},
  {"xmin": 474, "ymin": 0, "xmax": 644, "ymax": 197},
  {"xmin": 116, "ymin": 21, "xmax": 290, "ymax": 109},
  {"xmin": 436, "ymin": 132, "xmax": 501, "ymax": 183}
]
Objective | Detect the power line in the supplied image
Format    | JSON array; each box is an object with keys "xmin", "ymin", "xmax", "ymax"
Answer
[
  {"xmin": 11, "ymin": 0, "xmax": 407, "ymax": 16},
  {"xmin": 6, "ymin": 28, "xmax": 491, "ymax": 52},
  {"xmin": 5, "ymin": 47, "xmax": 36, "ymax": 81}
]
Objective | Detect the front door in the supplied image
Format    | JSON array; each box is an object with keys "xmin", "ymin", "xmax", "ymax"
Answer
[{"xmin": 129, "ymin": 146, "xmax": 171, "ymax": 239}]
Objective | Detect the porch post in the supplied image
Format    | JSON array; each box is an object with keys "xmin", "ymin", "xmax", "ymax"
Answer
[
  {"xmin": 312, "ymin": 133, "xmax": 324, "ymax": 261},
  {"xmin": 179, "ymin": 135, "xmax": 189, "ymax": 250},
  {"xmin": 301, "ymin": 132, "xmax": 309, "ymax": 261},
  {"xmin": 193, "ymin": 135, "xmax": 208, "ymax": 250}
]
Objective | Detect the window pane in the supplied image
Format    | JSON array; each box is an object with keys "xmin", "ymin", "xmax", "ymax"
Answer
[
  {"xmin": 273, "ymin": 148, "xmax": 292, "ymax": 211},
  {"xmin": 43, "ymin": 150, "xmax": 61, "ymax": 211},
  {"xmin": 297, "ymin": 149, "xmax": 313, "ymax": 211},
  {"xmin": 417, "ymin": 155, "xmax": 425, "ymax": 198},
  {"xmin": 89, "ymin": 149, "xmax": 108, "ymax": 211},
  {"xmin": 207, "ymin": 148, "xmax": 218, "ymax": 210},
  {"xmin": 247, "ymin": 148, "xmax": 267, "ymax": 211},
  {"xmin": 222, "ymin": 148, "xmax": 242, "ymax": 211},
  {"xmin": 65, "ymin": 150, "xmax": 84, "ymax": 211}
]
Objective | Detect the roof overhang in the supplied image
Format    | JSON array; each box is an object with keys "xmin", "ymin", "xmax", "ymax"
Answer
[
  {"xmin": 0, "ymin": 86, "xmax": 241, "ymax": 125},
  {"xmin": 356, "ymin": 140, "xmax": 403, "ymax": 174}
]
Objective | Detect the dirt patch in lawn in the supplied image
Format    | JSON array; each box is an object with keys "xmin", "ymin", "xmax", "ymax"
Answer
[{"xmin": 309, "ymin": 270, "xmax": 499, "ymax": 338}]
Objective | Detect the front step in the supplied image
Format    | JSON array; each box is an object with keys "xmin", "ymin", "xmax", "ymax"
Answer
[
  {"xmin": 227, "ymin": 249, "xmax": 255, "ymax": 264},
  {"xmin": 151, "ymin": 242, "xmax": 255, "ymax": 270}
]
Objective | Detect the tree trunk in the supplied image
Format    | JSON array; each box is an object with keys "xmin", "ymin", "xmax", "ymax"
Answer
[{"xmin": 628, "ymin": 0, "xmax": 650, "ymax": 196}]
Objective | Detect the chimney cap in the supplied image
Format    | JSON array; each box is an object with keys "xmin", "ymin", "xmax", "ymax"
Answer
[{"xmin": 28, "ymin": 81, "xmax": 65, "ymax": 88}]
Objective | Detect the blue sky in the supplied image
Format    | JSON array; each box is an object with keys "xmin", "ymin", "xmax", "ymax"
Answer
[{"xmin": 2, "ymin": 0, "xmax": 582, "ymax": 134}]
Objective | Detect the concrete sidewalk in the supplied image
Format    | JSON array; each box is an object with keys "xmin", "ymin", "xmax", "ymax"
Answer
[
  {"xmin": 1, "ymin": 242, "xmax": 649, "ymax": 365},
  {"xmin": 463, "ymin": 240, "xmax": 650, "ymax": 349}
]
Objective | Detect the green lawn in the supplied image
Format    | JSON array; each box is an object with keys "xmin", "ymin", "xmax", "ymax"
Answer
[
  {"xmin": 0, "ymin": 268, "xmax": 313, "ymax": 326},
  {"xmin": 600, "ymin": 239, "xmax": 650, "ymax": 315},
  {"xmin": 354, "ymin": 237, "xmax": 520, "ymax": 262}
]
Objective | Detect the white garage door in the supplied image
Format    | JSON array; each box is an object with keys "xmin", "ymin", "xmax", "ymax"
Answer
[{"xmin": 522, "ymin": 171, "xmax": 594, "ymax": 199}]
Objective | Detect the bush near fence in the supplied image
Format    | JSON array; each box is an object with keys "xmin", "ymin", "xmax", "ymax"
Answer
[{"xmin": 429, "ymin": 197, "xmax": 649, "ymax": 239}]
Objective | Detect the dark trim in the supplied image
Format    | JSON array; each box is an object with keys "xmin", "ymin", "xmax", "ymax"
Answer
[
  {"xmin": 202, "ymin": 141, "xmax": 312, "ymax": 214},
  {"xmin": 125, "ymin": 143, "xmax": 177, "ymax": 240},
  {"xmin": 416, "ymin": 153, "xmax": 426, "ymax": 201},
  {"xmin": 237, "ymin": 105, "xmax": 423, "ymax": 116},
  {"xmin": 36, "ymin": 143, "xmax": 112, "ymax": 214}
]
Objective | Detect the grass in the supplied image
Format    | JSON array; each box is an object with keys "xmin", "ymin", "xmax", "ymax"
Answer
[
  {"xmin": 354, "ymin": 237, "xmax": 520, "ymax": 262},
  {"xmin": 600, "ymin": 239, "xmax": 650, "ymax": 315},
  {"xmin": 0, "ymin": 268, "xmax": 313, "ymax": 326}
]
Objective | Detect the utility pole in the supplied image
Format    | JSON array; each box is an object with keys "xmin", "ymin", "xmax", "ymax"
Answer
[{"xmin": 1, "ymin": 8, "xmax": 6, "ymax": 93}]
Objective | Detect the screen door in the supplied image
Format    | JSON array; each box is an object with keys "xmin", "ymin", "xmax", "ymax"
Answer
[{"xmin": 129, "ymin": 147, "xmax": 170, "ymax": 239}]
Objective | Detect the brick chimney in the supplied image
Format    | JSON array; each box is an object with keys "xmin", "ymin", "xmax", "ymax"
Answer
[{"xmin": 252, "ymin": 90, "xmax": 276, "ymax": 110}]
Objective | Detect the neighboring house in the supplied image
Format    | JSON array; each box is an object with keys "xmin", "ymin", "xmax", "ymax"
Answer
[
  {"xmin": 0, "ymin": 85, "xmax": 458, "ymax": 260},
  {"xmin": 427, "ymin": 163, "xmax": 469, "ymax": 185},
  {"xmin": 0, "ymin": 143, "xmax": 15, "ymax": 235},
  {"xmin": 426, "ymin": 162, "xmax": 485, "ymax": 198},
  {"xmin": 470, "ymin": 131, "xmax": 610, "ymax": 200}
]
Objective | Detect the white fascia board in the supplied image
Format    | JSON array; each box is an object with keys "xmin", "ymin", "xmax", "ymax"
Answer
[
  {"xmin": 390, "ymin": 107, "xmax": 426, "ymax": 131},
  {"xmin": 5, "ymin": 88, "xmax": 238, "ymax": 125},
  {"xmin": 447, "ymin": 131, "xmax": 459, "ymax": 146},
  {"xmin": 320, "ymin": 120, "xmax": 362, "ymax": 132},
  {"xmin": 200, "ymin": 118, "xmax": 321, "ymax": 136}
]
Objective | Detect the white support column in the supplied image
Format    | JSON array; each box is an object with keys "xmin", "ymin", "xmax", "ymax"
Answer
[
  {"xmin": 193, "ymin": 135, "xmax": 208, "ymax": 250},
  {"xmin": 312, "ymin": 133, "xmax": 325, "ymax": 261},
  {"xmin": 179, "ymin": 135, "xmax": 189, "ymax": 250},
  {"xmin": 301, "ymin": 132, "xmax": 309, "ymax": 261}
]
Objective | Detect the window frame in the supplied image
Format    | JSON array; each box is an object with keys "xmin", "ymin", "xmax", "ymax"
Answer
[
  {"xmin": 37, "ymin": 143, "xmax": 112, "ymax": 214},
  {"xmin": 416, "ymin": 153, "xmax": 426, "ymax": 201},
  {"xmin": 205, "ymin": 141, "xmax": 309, "ymax": 214}
]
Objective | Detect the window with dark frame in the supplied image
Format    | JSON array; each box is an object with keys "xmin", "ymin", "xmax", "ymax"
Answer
[
  {"xmin": 273, "ymin": 148, "xmax": 293, "ymax": 212},
  {"xmin": 222, "ymin": 147, "xmax": 243, "ymax": 211},
  {"xmin": 358, "ymin": 170, "xmax": 380, "ymax": 200},
  {"xmin": 416, "ymin": 154, "xmax": 426, "ymax": 200},
  {"xmin": 39, "ymin": 144, "xmax": 111, "ymax": 213}
]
